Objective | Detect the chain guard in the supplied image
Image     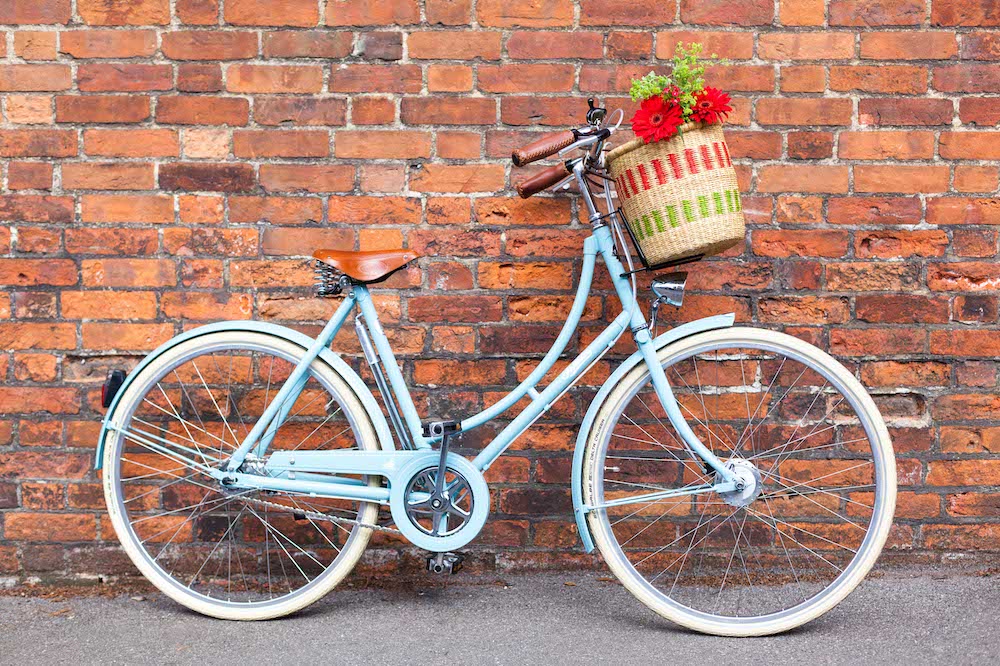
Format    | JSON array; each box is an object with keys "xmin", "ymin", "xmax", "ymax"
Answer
[{"xmin": 389, "ymin": 452, "xmax": 490, "ymax": 552}]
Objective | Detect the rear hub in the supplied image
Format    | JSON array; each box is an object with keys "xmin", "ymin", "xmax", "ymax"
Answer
[{"xmin": 718, "ymin": 458, "xmax": 763, "ymax": 508}]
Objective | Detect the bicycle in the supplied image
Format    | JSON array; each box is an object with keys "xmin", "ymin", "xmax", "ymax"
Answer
[{"xmin": 97, "ymin": 101, "xmax": 896, "ymax": 636}]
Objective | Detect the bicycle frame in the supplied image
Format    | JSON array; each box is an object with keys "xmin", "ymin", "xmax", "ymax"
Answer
[{"xmin": 214, "ymin": 228, "xmax": 738, "ymax": 499}]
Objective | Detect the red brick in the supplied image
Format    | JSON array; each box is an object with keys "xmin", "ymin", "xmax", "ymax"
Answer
[
  {"xmin": 940, "ymin": 132, "xmax": 1000, "ymax": 160},
  {"xmin": 508, "ymin": 31, "xmax": 604, "ymax": 59},
  {"xmin": 0, "ymin": 1, "xmax": 71, "ymax": 24},
  {"xmin": 5, "ymin": 513, "xmax": 95, "ymax": 541},
  {"xmin": 829, "ymin": 0, "xmax": 924, "ymax": 26},
  {"xmin": 62, "ymin": 291, "xmax": 157, "ymax": 319},
  {"xmin": 224, "ymin": 0, "xmax": 319, "ymax": 26},
  {"xmin": 410, "ymin": 164, "xmax": 505, "ymax": 193},
  {"xmin": 0, "ymin": 195, "xmax": 73, "ymax": 222},
  {"xmin": 753, "ymin": 229, "xmax": 850, "ymax": 257},
  {"xmin": 757, "ymin": 165, "xmax": 850, "ymax": 194},
  {"xmin": 156, "ymin": 95, "xmax": 250, "ymax": 125},
  {"xmin": 961, "ymin": 97, "xmax": 1000, "ymax": 126},
  {"xmin": 177, "ymin": 0, "xmax": 219, "ymax": 24},
  {"xmin": 855, "ymin": 230, "xmax": 949, "ymax": 258},
  {"xmin": 408, "ymin": 31, "xmax": 501, "ymax": 59},
  {"xmin": 15, "ymin": 31, "xmax": 57, "ymax": 60},
  {"xmin": 178, "ymin": 63, "xmax": 222, "ymax": 92},
  {"xmin": 55, "ymin": 95, "xmax": 150, "ymax": 123},
  {"xmin": 839, "ymin": 131, "xmax": 935, "ymax": 159},
  {"xmin": 78, "ymin": 0, "xmax": 169, "ymax": 25},
  {"xmin": 233, "ymin": 130, "xmax": 330, "ymax": 158},
  {"xmin": 932, "ymin": 1, "xmax": 1000, "ymax": 27},
  {"xmin": 325, "ymin": 0, "xmax": 420, "ymax": 25},
  {"xmin": 0, "ymin": 130, "xmax": 73, "ymax": 159},
  {"xmin": 78, "ymin": 64, "xmax": 172, "ymax": 91},
  {"xmin": 329, "ymin": 64, "xmax": 422, "ymax": 93},
  {"xmin": 579, "ymin": 0, "xmax": 676, "ymax": 26},
  {"xmin": 780, "ymin": 65, "xmax": 826, "ymax": 93},
  {"xmin": 759, "ymin": 33, "xmax": 855, "ymax": 60},
  {"xmin": 859, "ymin": 98, "xmax": 955, "ymax": 126},
  {"xmin": 159, "ymin": 163, "xmax": 255, "ymax": 192},
  {"xmin": 681, "ymin": 0, "xmax": 772, "ymax": 25},
  {"xmin": 501, "ymin": 96, "xmax": 583, "ymax": 126},
  {"xmin": 328, "ymin": 196, "xmax": 422, "ymax": 225},
  {"xmin": 230, "ymin": 196, "xmax": 323, "ymax": 224},
  {"xmin": 479, "ymin": 64, "xmax": 574, "ymax": 93},
  {"xmin": 83, "ymin": 129, "xmax": 179, "ymax": 157},
  {"xmin": 935, "ymin": 65, "xmax": 1000, "ymax": 92},
  {"xmin": 757, "ymin": 98, "xmax": 853, "ymax": 126},
  {"xmin": 255, "ymin": 98, "xmax": 347, "ymax": 127},
  {"xmin": 830, "ymin": 66, "xmax": 928, "ymax": 94},
  {"xmin": 82, "ymin": 322, "xmax": 174, "ymax": 350},
  {"xmin": 226, "ymin": 65, "xmax": 324, "ymax": 94},
  {"xmin": 62, "ymin": 163, "xmax": 155, "ymax": 191},
  {"xmin": 427, "ymin": 0, "xmax": 471, "ymax": 25},
  {"xmin": 860, "ymin": 31, "xmax": 958, "ymax": 60},
  {"xmin": 7, "ymin": 163, "xmax": 52, "ymax": 191},
  {"xmin": 81, "ymin": 194, "xmax": 173, "ymax": 223},
  {"xmin": 161, "ymin": 31, "xmax": 258, "ymax": 60},
  {"xmin": 334, "ymin": 131, "xmax": 431, "ymax": 159},
  {"xmin": 262, "ymin": 31, "xmax": 353, "ymax": 58},
  {"xmin": 401, "ymin": 98, "xmax": 496, "ymax": 125},
  {"xmin": 608, "ymin": 32, "xmax": 653, "ymax": 59},
  {"xmin": 476, "ymin": 0, "xmax": 573, "ymax": 27},
  {"xmin": 259, "ymin": 165, "xmax": 355, "ymax": 193},
  {"xmin": 81, "ymin": 258, "xmax": 175, "ymax": 287},
  {"xmin": 428, "ymin": 65, "xmax": 473, "ymax": 93},
  {"xmin": 779, "ymin": 0, "xmax": 825, "ymax": 25},
  {"xmin": 0, "ymin": 65, "xmax": 71, "ymax": 91},
  {"xmin": 855, "ymin": 166, "xmax": 950, "ymax": 194}
]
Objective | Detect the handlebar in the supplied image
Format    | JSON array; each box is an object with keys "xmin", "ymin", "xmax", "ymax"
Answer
[
  {"xmin": 511, "ymin": 130, "xmax": 578, "ymax": 167},
  {"xmin": 515, "ymin": 161, "xmax": 572, "ymax": 199}
]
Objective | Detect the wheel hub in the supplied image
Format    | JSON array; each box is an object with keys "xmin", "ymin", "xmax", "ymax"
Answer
[{"xmin": 718, "ymin": 458, "xmax": 763, "ymax": 507}]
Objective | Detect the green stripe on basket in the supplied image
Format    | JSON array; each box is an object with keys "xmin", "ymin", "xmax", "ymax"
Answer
[
  {"xmin": 682, "ymin": 200, "xmax": 695, "ymax": 223},
  {"xmin": 725, "ymin": 189, "xmax": 735, "ymax": 213},
  {"xmin": 713, "ymin": 191, "xmax": 725, "ymax": 215},
  {"xmin": 651, "ymin": 210, "xmax": 666, "ymax": 232},
  {"xmin": 697, "ymin": 195, "xmax": 710, "ymax": 218},
  {"xmin": 665, "ymin": 205, "xmax": 679, "ymax": 228},
  {"xmin": 643, "ymin": 215, "xmax": 655, "ymax": 237}
]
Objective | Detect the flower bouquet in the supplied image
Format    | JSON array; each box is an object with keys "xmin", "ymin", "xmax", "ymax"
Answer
[{"xmin": 607, "ymin": 43, "xmax": 745, "ymax": 267}]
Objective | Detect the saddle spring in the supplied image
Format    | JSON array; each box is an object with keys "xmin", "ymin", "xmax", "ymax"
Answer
[{"xmin": 314, "ymin": 260, "xmax": 348, "ymax": 297}]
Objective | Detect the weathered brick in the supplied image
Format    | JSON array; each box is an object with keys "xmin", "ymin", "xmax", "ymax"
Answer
[
  {"xmin": 224, "ymin": 0, "xmax": 319, "ymax": 26},
  {"xmin": 78, "ymin": 0, "xmax": 169, "ymax": 25}
]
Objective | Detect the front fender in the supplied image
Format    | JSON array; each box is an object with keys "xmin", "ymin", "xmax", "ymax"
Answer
[
  {"xmin": 571, "ymin": 313, "xmax": 736, "ymax": 552},
  {"xmin": 95, "ymin": 320, "xmax": 394, "ymax": 469}
]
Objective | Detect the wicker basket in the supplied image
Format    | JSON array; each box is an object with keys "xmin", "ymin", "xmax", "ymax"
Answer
[{"xmin": 607, "ymin": 122, "xmax": 745, "ymax": 267}]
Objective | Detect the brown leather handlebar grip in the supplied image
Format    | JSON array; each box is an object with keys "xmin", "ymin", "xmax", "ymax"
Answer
[
  {"xmin": 511, "ymin": 130, "xmax": 576, "ymax": 167},
  {"xmin": 515, "ymin": 161, "xmax": 571, "ymax": 199}
]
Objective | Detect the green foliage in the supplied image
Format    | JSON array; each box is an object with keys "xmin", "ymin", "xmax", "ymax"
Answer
[{"xmin": 628, "ymin": 43, "xmax": 715, "ymax": 119}]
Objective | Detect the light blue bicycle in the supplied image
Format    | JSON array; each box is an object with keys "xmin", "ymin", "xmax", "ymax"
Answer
[{"xmin": 98, "ymin": 104, "xmax": 896, "ymax": 636}]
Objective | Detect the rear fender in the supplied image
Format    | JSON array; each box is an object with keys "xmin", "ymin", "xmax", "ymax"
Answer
[
  {"xmin": 571, "ymin": 314, "xmax": 736, "ymax": 552},
  {"xmin": 95, "ymin": 320, "xmax": 394, "ymax": 469}
]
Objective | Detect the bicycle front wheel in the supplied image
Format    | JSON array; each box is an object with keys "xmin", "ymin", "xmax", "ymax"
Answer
[
  {"xmin": 582, "ymin": 327, "xmax": 896, "ymax": 636},
  {"xmin": 103, "ymin": 330, "xmax": 381, "ymax": 620}
]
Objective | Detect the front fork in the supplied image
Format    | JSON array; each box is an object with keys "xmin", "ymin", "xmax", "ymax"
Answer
[{"xmin": 593, "ymin": 223, "xmax": 738, "ymax": 487}]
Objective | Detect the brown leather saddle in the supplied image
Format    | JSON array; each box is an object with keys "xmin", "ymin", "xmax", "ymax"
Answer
[{"xmin": 313, "ymin": 248, "xmax": 420, "ymax": 284}]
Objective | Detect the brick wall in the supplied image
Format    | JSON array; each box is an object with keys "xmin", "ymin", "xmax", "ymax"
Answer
[{"xmin": 0, "ymin": 0, "xmax": 998, "ymax": 582}]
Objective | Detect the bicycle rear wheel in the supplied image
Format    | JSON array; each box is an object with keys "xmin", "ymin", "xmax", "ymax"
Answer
[
  {"xmin": 103, "ymin": 330, "xmax": 381, "ymax": 620},
  {"xmin": 582, "ymin": 327, "xmax": 896, "ymax": 636}
]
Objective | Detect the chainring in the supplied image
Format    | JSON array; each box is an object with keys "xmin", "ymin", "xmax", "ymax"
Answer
[{"xmin": 389, "ymin": 453, "xmax": 490, "ymax": 552}]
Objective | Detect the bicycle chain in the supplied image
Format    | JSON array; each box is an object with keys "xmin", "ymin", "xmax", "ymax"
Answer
[{"xmin": 241, "ymin": 493, "xmax": 402, "ymax": 535}]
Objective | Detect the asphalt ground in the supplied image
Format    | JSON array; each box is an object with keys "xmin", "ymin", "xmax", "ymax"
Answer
[{"xmin": 0, "ymin": 567, "xmax": 994, "ymax": 665}]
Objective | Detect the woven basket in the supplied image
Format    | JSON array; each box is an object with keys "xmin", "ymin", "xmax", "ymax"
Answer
[{"xmin": 607, "ymin": 122, "xmax": 745, "ymax": 266}]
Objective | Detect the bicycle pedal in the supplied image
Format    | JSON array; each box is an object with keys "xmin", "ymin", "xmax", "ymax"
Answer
[
  {"xmin": 421, "ymin": 419, "xmax": 460, "ymax": 439},
  {"xmin": 426, "ymin": 551, "xmax": 464, "ymax": 575}
]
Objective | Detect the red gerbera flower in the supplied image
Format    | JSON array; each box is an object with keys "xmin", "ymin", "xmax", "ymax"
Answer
[
  {"xmin": 631, "ymin": 96, "xmax": 683, "ymax": 144},
  {"xmin": 690, "ymin": 86, "xmax": 732, "ymax": 125}
]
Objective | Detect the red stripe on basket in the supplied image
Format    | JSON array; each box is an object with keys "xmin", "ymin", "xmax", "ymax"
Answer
[
  {"xmin": 651, "ymin": 158, "xmax": 668, "ymax": 185},
  {"xmin": 616, "ymin": 174, "xmax": 630, "ymax": 198},
  {"xmin": 700, "ymin": 144, "xmax": 714, "ymax": 171},
  {"xmin": 626, "ymin": 169, "xmax": 640, "ymax": 196},
  {"xmin": 667, "ymin": 153, "xmax": 683, "ymax": 179},
  {"xmin": 637, "ymin": 164, "xmax": 651, "ymax": 190},
  {"xmin": 722, "ymin": 142, "xmax": 732, "ymax": 166},
  {"xmin": 684, "ymin": 148, "xmax": 698, "ymax": 175},
  {"xmin": 713, "ymin": 142, "xmax": 726, "ymax": 168}
]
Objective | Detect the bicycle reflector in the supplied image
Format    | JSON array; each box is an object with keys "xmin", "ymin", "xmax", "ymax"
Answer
[{"xmin": 101, "ymin": 369, "xmax": 127, "ymax": 409}]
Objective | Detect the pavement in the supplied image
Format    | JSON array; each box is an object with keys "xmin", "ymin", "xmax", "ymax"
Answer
[{"xmin": 0, "ymin": 567, "xmax": 994, "ymax": 665}]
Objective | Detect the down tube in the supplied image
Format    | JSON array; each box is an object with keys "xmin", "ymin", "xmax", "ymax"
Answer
[{"xmin": 472, "ymin": 310, "xmax": 631, "ymax": 471}]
